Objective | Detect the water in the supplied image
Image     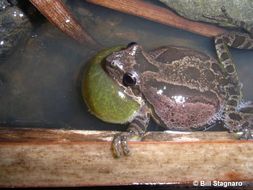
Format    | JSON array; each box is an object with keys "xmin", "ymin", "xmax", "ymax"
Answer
[{"xmin": 0, "ymin": 0, "xmax": 252, "ymax": 131}]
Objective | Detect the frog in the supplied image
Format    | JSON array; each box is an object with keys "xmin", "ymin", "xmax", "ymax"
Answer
[{"xmin": 104, "ymin": 7, "xmax": 253, "ymax": 157}]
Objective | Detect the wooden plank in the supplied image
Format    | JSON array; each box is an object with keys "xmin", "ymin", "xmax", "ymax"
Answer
[
  {"xmin": 86, "ymin": 0, "xmax": 226, "ymax": 38},
  {"xmin": 30, "ymin": 0, "xmax": 98, "ymax": 45},
  {"xmin": 0, "ymin": 128, "xmax": 252, "ymax": 188}
]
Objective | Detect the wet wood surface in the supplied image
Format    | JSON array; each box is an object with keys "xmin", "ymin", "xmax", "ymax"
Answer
[
  {"xmin": 29, "ymin": 0, "xmax": 227, "ymax": 44},
  {"xmin": 87, "ymin": 0, "xmax": 227, "ymax": 38},
  {"xmin": 0, "ymin": 127, "xmax": 252, "ymax": 188},
  {"xmin": 30, "ymin": 0, "xmax": 97, "ymax": 45}
]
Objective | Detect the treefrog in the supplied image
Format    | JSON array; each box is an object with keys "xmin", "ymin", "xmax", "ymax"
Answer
[{"xmin": 104, "ymin": 8, "xmax": 253, "ymax": 157}]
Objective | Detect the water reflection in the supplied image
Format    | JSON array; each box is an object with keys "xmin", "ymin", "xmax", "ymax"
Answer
[{"xmin": 0, "ymin": 0, "xmax": 252, "ymax": 131}]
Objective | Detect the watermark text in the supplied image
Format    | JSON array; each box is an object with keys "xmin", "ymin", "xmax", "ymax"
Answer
[{"xmin": 192, "ymin": 180, "xmax": 243, "ymax": 188}]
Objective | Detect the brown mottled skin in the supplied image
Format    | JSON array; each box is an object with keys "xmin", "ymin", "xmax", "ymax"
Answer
[{"xmin": 105, "ymin": 7, "xmax": 253, "ymax": 157}]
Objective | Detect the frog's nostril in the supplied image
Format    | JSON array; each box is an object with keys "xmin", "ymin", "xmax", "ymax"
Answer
[
  {"xmin": 111, "ymin": 60, "xmax": 117, "ymax": 67},
  {"xmin": 127, "ymin": 42, "xmax": 138, "ymax": 48}
]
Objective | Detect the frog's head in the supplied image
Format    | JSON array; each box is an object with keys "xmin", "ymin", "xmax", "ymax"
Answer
[{"xmin": 105, "ymin": 42, "xmax": 142, "ymax": 93}]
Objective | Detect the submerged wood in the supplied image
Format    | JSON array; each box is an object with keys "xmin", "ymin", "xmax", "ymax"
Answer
[
  {"xmin": 0, "ymin": 127, "xmax": 252, "ymax": 187},
  {"xmin": 30, "ymin": 0, "xmax": 97, "ymax": 45},
  {"xmin": 87, "ymin": 0, "xmax": 227, "ymax": 38}
]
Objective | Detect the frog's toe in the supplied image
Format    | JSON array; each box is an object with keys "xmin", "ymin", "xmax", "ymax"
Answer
[
  {"xmin": 202, "ymin": 6, "xmax": 232, "ymax": 24},
  {"xmin": 240, "ymin": 128, "xmax": 253, "ymax": 140},
  {"xmin": 112, "ymin": 134, "xmax": 123, "ymax": 158},
  {"xmin": 221, "ymin": 6, "xmax": 227, "ymax": 14},
  {"xmin": 121, "ymin": 135, "xmax": 130, "ymax": 155},
  {"xmin": 112, "ymin": 132, "xmax": 130, "ymax": 158}
]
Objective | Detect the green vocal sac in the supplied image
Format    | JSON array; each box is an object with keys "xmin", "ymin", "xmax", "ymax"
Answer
[{"xmin": 82, "ymin": 46, "xmax": 141, "ymax": 124}]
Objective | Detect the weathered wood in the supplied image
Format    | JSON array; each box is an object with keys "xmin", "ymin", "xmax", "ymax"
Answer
[
  {"xmin": 0, "ymin": 128, "xmax": 252, "ymax": 188},
  {"xmin": 86, "ymin": 0, "xmax": 227, "ymax": 38},
  {"xmin": 30, "ymin": 0, "xmax": 97, "ymax": 45}
]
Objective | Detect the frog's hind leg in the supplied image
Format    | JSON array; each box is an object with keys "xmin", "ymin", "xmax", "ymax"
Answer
[
  {"xmin": 215, "ymin": 25, "xmax": 253, "ymax": 81},
  {"xmin": 214, "ymin": 8, "xmax": 253, "ymax": 139},
  {"xmin": 214, "ymin": 7, "xmax": 253, "ymax": 51},
  {"xmin": 223, "ymin": 106, "xmax": 252, "ymax": 139},
  {"xmin": 219, "ymin": 6, "xmax": 253, "ymax": 38},
  {"xmin": 237, "ymin": 101, "xmax": 253, "ymax": 139},
  {"xmin": 112, "ymin": 106, "xmax": 150, "ymax": 157},
  {"xmin": 221, "ymin": 90, "xmax": 253, "ymax": 139},
  {"xmin": 215, "ymin": 33, "xmax": 252, "ymax": 138},
  {"xmin": 214, "ymin": 31, "xmax": 244, "ymax": 92}
]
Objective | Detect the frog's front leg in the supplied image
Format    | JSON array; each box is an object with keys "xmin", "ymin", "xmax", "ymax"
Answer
[{"xmin": 112, "ymin": 106, "xmax": 150, "ymax": 158}]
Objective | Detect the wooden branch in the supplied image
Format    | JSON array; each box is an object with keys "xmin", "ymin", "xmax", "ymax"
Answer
[
  {"xmin": 87, "ymin": 0, "xmax": 227, "ymax": 38},
  {"xmin": 30, "ymin": 0, "xmax": 97, "ymax": 45},
  {"xmin": 0, "ymin": 127, "xmax": 252, "ymax": 188}
]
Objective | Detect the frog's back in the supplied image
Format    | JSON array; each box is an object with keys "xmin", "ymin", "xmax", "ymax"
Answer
[
  {"xmin": 147, "ymin": 46, "xmax": 226, "ymax": 93},
  {"xmin": 140, "ymin": 46, "xmax": 226, "ymax": 130},
  {"xmin": 148, "ymin": 46, "xmax": 212, "ymax": 64},
  {"xmin": 149, "ymin": 46, "xmax": 224, "ymax": 73}
]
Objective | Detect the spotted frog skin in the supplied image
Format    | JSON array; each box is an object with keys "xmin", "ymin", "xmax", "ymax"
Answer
[{"xmin": 105, "ymin": 9, "xmax": 253, "ymax": 157}]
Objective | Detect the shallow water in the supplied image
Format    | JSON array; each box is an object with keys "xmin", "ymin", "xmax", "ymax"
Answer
[{"xmin": 0, "ymin": 1, "xmax": 252, "ymax": 131}]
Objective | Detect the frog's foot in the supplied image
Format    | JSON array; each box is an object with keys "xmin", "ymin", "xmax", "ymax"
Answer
[
  {"xmin": 219, "ymin": 6, "xmax": 253, "ymax": 33},
  {"xmin": 202, "ymin": 6, "xmax": 231, "ymax": 25},
  {"xmin": 240, "ymin": 128, "xmax": 252, "ymax": 140},
  {"xmin": 112, "ymin": 131, "xmax": 132, "ymax": 158},
  {"xmin": 225, "ymin": 120, "xmax": 252, "ymax": 140},
  {"xmin": 112, "ymin": 123, "xmax": 147, "ymax": 158},
  {"xmin": 224, "ymin": 108, "xmax": 253, "ymax": 140},
  {"xmin": 112, "ymin": 106, "xmax": 150, "ymax": 158},
  {"xmin": 204, "ymin": 6, "xmax": 253, "ymax": 34},
  {"xmin": 238, "ymin": 101, "xmax": 253, "ymax": 139},
  {"xmin": 219, "ymin": 6, "xmax": 234, "ymax": 24}
]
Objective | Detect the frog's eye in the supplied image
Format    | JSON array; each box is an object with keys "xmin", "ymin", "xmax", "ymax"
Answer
[
  {"xmin": 127, "ymin": 42, "xmax": 138, "ymax": 48},
  {"xmin": 123, "ymin": 72, "xmax": 137, "ymax": 87}
]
